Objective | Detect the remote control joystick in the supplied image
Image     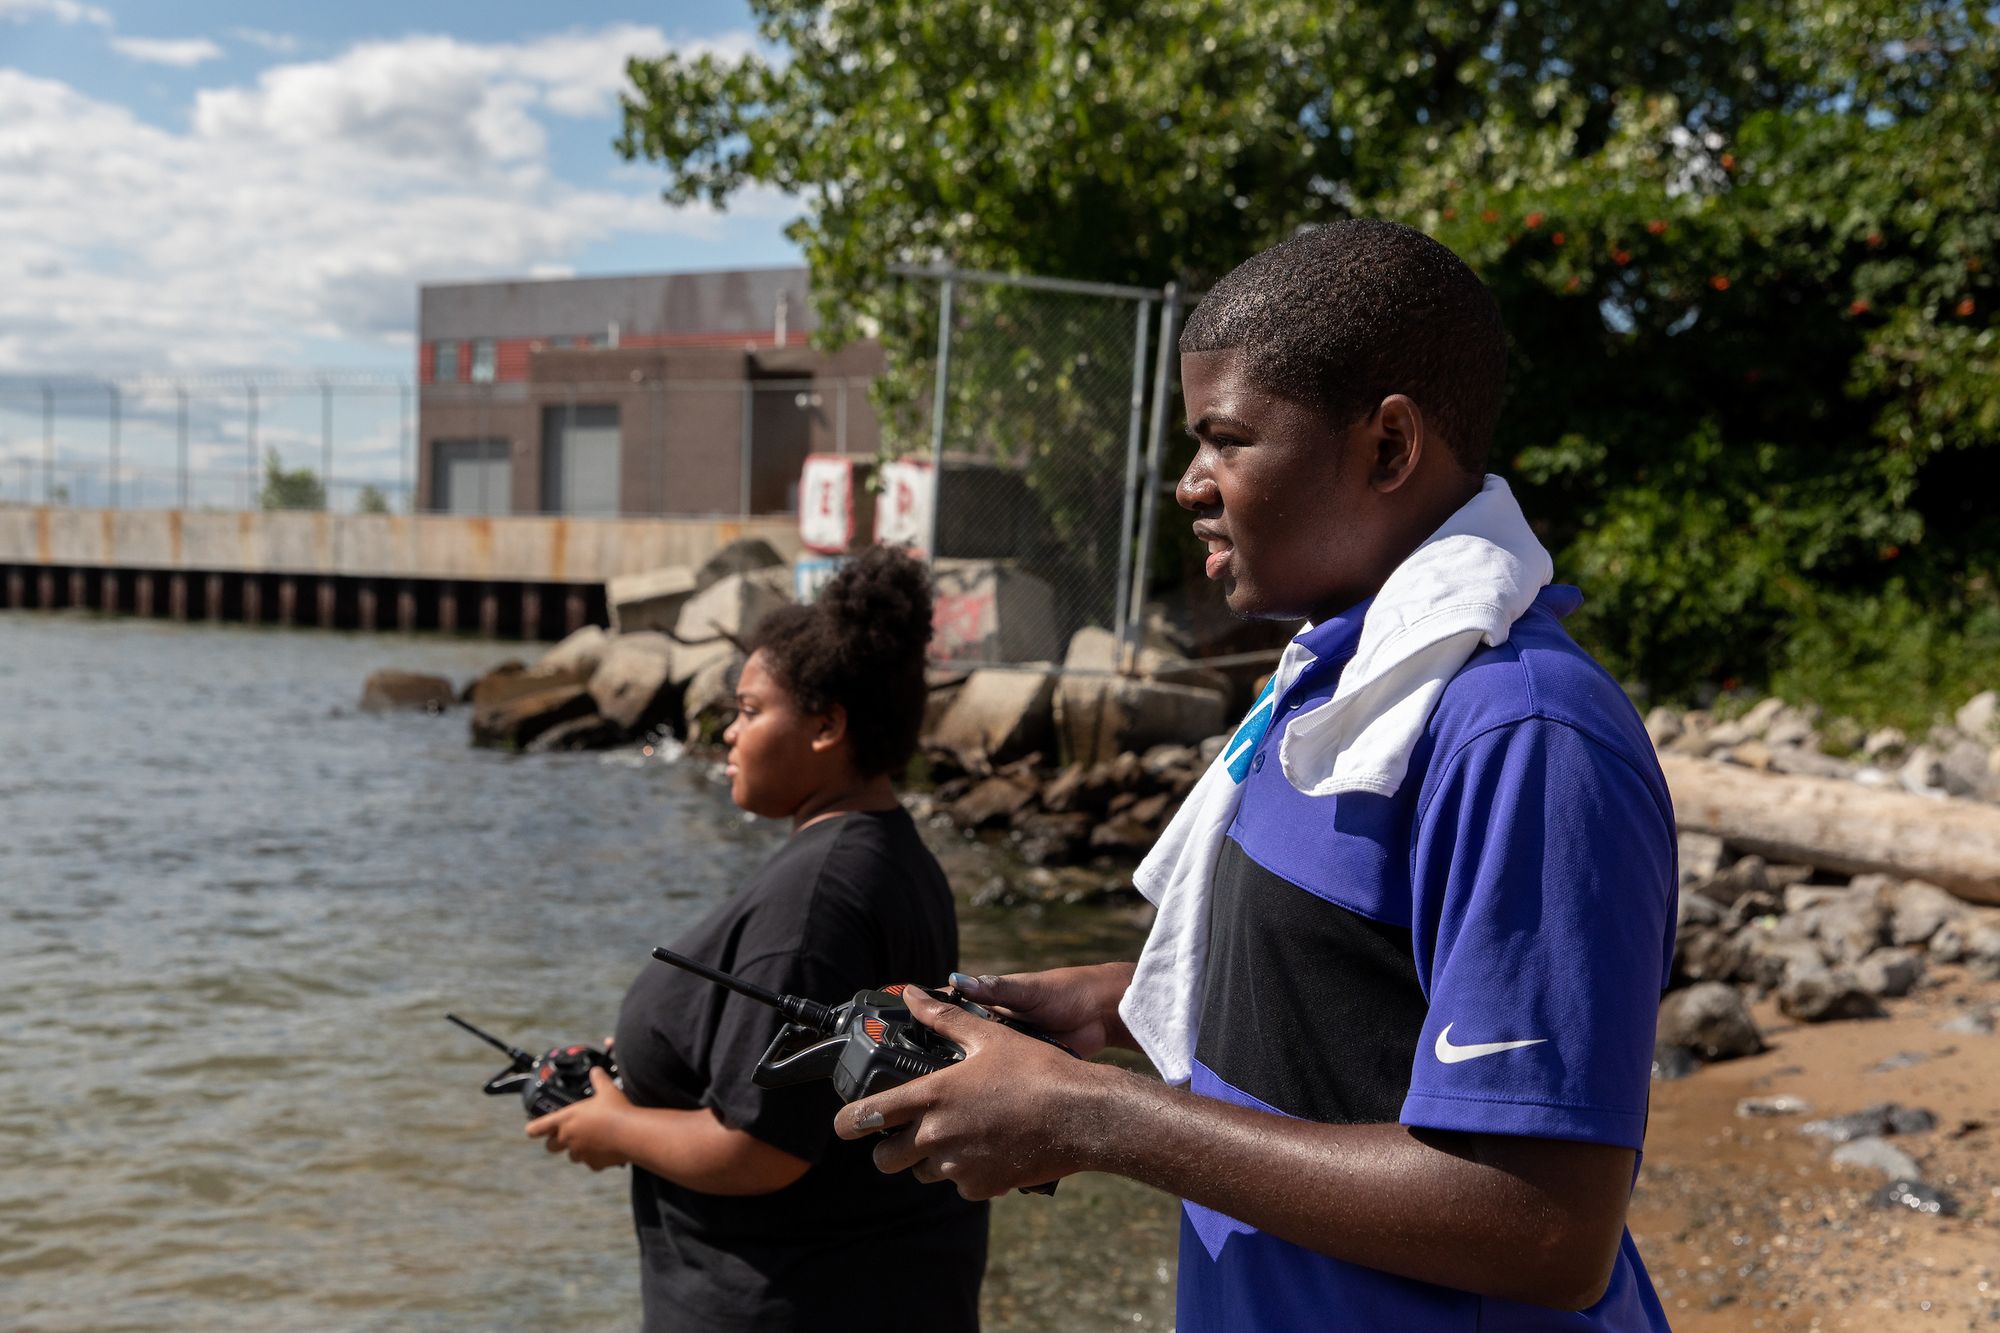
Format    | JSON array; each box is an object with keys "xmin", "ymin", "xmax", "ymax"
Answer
[
  {"xmin": 446, "ymin": 1013, "xmax": 618, "ymax": 1119},
  {"xmin": 648, "ymin": 947, "xmax": 1076, "ymax": 1197}
]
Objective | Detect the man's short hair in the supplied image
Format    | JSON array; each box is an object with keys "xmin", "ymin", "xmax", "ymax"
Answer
[{"xmin": 1179, "ymin": 219, "xmax": 1507, "ymax": 472}]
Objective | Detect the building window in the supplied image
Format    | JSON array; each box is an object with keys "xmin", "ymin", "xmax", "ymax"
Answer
[
  {"xmin": 434, "ymin": 340, "xmax": 459, "ymax": 383},
  {"xmin": 470, "ymin": 339, "xmax": 496, "ymax": 384}
]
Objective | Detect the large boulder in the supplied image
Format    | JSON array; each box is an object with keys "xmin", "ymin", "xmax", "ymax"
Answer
[
  {"xmin": 589, "ymin": 633, "xmax": 679, "ymax": 733},
  {"xmin": 524, "ymin": 714, "xmax": 627, "ymax": 753},
  {"xmin": 695, "ymin": 537, "xmax": 787, "ymax": 592},
  {"xmin": 1778, "ymin": 966, "xmax": 1885, "ymax": 1023},
  {"xmin": 360, "ymin": 669, "xmax": 455, "ymax": 713},
  {"xmin": 1735, "ymin": 932, "xmax": 1828, "ymax": 994},
  {"xmin": 1955, "ymin": 690, "xmax": 1999, "ymax": 746},
  {"xmin": 537, "ymin": 625, "xmax": 609, "ymax": 681},
  {"xmin": 1656, "ymin": 982, "xmax": 1764, "ymax": 1061},
  {"xmin": 1014, "ymin": 812, "xmax": 1094, "ymax": 866},
  {"xmin": 1671, "ymin": 925, "xmax": 1740, "ymax": 985},
  {"xmin": 1937, "ymin": 737, "xmax": 1997, "ymax": 800},
  {"xmin": 949, "ymin": 776, "xmax": 1037, "ymax": 830},
  {"xmin": 682, "ymin": 652, "xmax": 743, "ymax": 743},
  {"xmin": 1054, "ymin": 676, "xmax": 1230, "ymax": 769},
  {"xmin": 671, "ymin": 569, "xmax": 792, "ymax": 685},
  {"xmin": 1691, "ymin": 854, "xmax": 1770, "ymax": 906},
  {"xmin": 1061, "ymin": 625, "xmax": 1232, "ymax": 699},
  {"xmin": 1888, "ymin": 880, "xmax": 1964, "ymax": 947},
  {"xmin": 467, "ymin": 662, "xmax": 589, "ymax": 711},
  {"xmin": 926, "ymin": 667, "xmax": 1057, "ymax": 765},
  {"xmin": 929, "ymin": 560, "xmax": 1062, "ymax": 664},
  {"xmin": 1676, "ymin": 831, "xmax": 1727, "ymax": 886},
  {"xmin": 1799, "ymin": 885, "xmax": 1889, "ymax": 965},
  {"xmin": 1854, "ymin": 947, "xmax": 1923, "ymax": 998},
  {"xmin": 471, "ymin": 684, "xmax": 596, "ymax": 750},
  {"xmin": 607, "ymin": 566, "xmax": 697, "ymax": 636}
]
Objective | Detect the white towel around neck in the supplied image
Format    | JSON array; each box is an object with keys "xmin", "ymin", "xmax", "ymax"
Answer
[{"xmin": 1118, "ymin": 475, "xmax": 1553, "ymax": 1084}]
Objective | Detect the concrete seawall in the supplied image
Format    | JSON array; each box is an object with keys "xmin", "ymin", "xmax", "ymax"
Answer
[
  {"xmin": 0, "ymin": 507, "xmax": 800, "ymax": 581},
  {"xmin": 0, "ymin": 506, "xmax": 802, "ymax": 638}
]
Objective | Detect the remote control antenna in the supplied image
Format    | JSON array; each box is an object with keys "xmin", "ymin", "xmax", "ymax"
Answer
[
  {"xmin": 446, "ymin": 1013, "xmax": 536, "ymax": 1069},
  {"xmin": 651, "ymin": 947, "xmax": 837, "ymax": 1033}
]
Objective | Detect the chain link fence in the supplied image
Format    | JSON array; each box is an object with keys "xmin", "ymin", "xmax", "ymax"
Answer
[
  {"xmin": 881, "ymin": 268, "xmax": 1187, "ymax": 669},
  {"xmin": 0, "ymin": 373, "xmax": 875, "ymax": 520},
  {"xmin": 0, "ymin": 376, "xmax": 417, "ymax": 515},
  {"xmin": 1, "ymin": 269, "xmax": 1212, "ymax": 669}
]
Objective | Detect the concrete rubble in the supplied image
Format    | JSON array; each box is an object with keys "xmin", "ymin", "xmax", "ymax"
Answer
[
  {"xmin": 363, "ymin": 559, "xmax": 2000, "ymax": 956},
  {"xmin": 607, "ymin": 566, "xmax": 696, "ymax": 636},
  {"xmin": 359, "ymin": 669, "xmax": 455, "ymax": 713}
]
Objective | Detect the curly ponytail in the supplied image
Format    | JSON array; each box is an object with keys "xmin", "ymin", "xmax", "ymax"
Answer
[{"xmin": 746, "ymin": 545, "xmax": 933, "ymax": 777}]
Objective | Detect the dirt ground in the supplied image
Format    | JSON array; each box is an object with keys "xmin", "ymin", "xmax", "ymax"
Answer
[{"xmin": 1628, "ymin": 968, "xmax": 2000, "ymax": 1331}]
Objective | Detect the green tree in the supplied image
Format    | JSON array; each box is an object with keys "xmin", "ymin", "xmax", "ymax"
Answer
[
  {"xmin": 356, "ymin": 484, "xmax": 392, "ymax": 515},
  {"xmin": 259, "ymin": 450, "xmax": 325, "ymax": 511},
  {"xmin": 621, "ymin": 1, "xmax": 2000, "ymax": 720}
]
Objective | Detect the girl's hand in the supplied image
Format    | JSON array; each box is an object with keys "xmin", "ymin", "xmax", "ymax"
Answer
[{"xmin": 525, "ymin": 1069, "xmax": 634, "ymax": 1171}]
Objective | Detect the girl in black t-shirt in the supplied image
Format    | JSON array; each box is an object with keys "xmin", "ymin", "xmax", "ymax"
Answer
[{"xmin": 525, "ymin": 545, "xmax": 987, "ymax": 1333}]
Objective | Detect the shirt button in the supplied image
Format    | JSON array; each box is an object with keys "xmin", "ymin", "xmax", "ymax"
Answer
[{"xmin": 1251, "ymin": 751, "xmax": 1265, "ymax": 772}]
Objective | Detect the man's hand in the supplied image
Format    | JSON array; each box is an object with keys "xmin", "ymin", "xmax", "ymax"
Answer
[
  {"xmin": 834, "ymin": 987, "xmax": 1116, "ymax": 1200},
  {"xmin": 948, "ymin": 960, "xmax": 1137, "ymax": 1058},
  {"xmin": 525, "ymin": 1068, "xmax": 633, "ymax": 1172}
]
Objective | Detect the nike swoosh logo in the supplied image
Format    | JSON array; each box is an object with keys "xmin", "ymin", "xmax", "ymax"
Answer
[{"xmin": 1434, "ymin": 1023, "xmax": 1548, "ymax": 1064}]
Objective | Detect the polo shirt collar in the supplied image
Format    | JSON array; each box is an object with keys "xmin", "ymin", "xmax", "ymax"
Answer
[
  {"xmin": 1288, "ymin": 596, "xmax": 1375, "ymax": 687},
  {"xmin": 1287, "ymin": 584, "xmax": 1583, "ymax": 698}
]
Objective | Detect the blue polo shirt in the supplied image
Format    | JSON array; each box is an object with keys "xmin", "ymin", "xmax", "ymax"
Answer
[{"xmin": 1179, "ymin": 586, "xmax": 1676, "ymax": 1331}]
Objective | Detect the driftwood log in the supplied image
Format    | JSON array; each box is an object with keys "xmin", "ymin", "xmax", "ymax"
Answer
[{"xmin": 1659, "ymin": 754, "xmax": 2000, "ymax": 906}]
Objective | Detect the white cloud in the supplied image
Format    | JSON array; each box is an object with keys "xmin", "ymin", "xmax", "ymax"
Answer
[
  {"xmin": 228, "ymin": 27, "xmax": 300, "ymax": 54},
  {"xmin": 111, "ymin": 35, "xmax": 225, "ymax": 67},
  {"xmin": 0, "ymin": 0, "xmax": 111, "ymax": 26},
  {"xmin": 0, "ymin": 25, "xmax": 789, "ymax": 375}
]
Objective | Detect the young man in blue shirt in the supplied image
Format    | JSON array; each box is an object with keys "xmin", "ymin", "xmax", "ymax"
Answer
[{"xmin": 837, "ymin": 220, "xmax": 1677, "ymax": 1330}]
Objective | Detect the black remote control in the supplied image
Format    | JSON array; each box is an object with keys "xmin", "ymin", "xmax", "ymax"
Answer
[
  {"xmin": 446, "ymin": 1013, "xmax": 618, "ymax": 1118},
  {"xmin": 650, "ymin": 946, "xmax": 1074, "ymax": 1196}
]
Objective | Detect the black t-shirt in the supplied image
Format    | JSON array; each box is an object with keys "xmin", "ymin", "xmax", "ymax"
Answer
[{"xmin": 615, "ymin": 807, "xmax": 988, "ymax": 1332}]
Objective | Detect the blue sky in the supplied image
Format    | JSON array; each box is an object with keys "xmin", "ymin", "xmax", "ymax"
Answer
[{"xmin": 0, "ymin": 0, "xmax": 805, "ymax": 374}]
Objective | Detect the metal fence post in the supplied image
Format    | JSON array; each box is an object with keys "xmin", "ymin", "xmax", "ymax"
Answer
[
  {"xmin": 1111, "ymin": 295, "xmax": 1153, "ymax": 670},
  {"xmin": 925, "ymin": 275, "xmax": 955, "ymax": 560},
  {"xmin": 42, "ymin": 382, "xmax": 53, "ymax": 504},
  {"xmin": 1130, "ymin": 283, "xmax": 1182, "ymax": 640},
  {"xmin": 320, "ymin": 379, "xmax": 334, "ymax": 511},
  {"xmin": 650, "ymin": 378, "xmax": 664, "ymax": 515},
  {"xmin": 739, "ymin": 380, "xmax": 755, "ymax": 517},
  {"xmin": 176, "ymin": 386, "xmax": 189, "ymax": 509},
  {"xmin": 247, "ymin": 383, "xmax": 260, "ymax": 511},
  {"xmin": 399, "ymin": 380, "xmax": 412, "ymax": 512},
  {"xmin": 108, "ymin": 384, "xmax": 121, "ymax": 508}
]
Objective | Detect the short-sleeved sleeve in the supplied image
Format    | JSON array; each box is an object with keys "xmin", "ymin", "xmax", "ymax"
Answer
[
  {"xmin": 697, "ymin": 945, "xmax": 866, "ymax": 1165},
  {"xmin": 1401, "ymin": 718, "xmax": 1676, "ymax": 1150}
]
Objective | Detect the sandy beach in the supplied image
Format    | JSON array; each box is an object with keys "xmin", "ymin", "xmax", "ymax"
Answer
[{"xmin": 1631, "ymin": 970, "xmax": 2000, "ymax": 1330}]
